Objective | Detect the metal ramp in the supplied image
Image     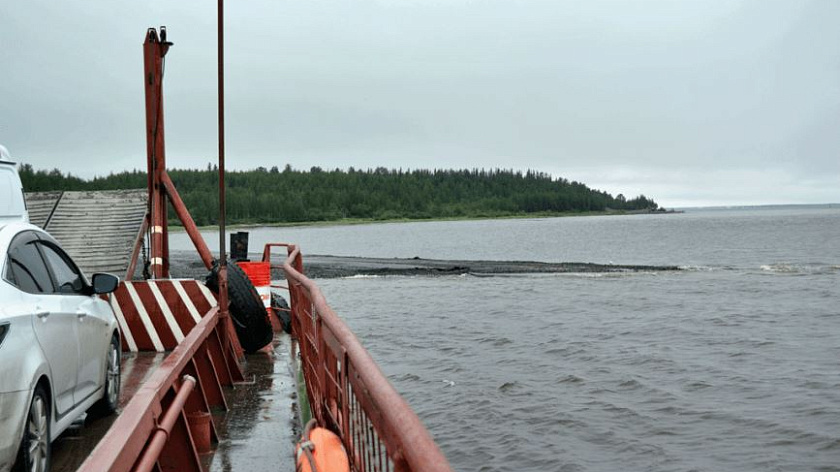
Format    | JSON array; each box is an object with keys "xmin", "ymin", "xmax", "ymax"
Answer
[
  {"xmin": 25, "ymin": 189, "xmax": 147, "ymax": 277},
  {"xmin": 24, "ymin": 191, "xmax": 62, "ymax": 228}
]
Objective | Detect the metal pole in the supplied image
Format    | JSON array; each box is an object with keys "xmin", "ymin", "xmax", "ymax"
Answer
[{"xmin": 217, "ymin": 0, "xmax": 229, "ymax": 318}]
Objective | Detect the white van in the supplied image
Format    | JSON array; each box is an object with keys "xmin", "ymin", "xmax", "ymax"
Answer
[{"xmin": 0, "ymin": 144, "xmax": 29, "ymax": 224}]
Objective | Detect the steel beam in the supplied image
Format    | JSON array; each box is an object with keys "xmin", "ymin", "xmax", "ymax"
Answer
[
  {"xmin": 125, "ymin": 214, "xmax": 149, "ymax": 281},
  {"xmin": 161, "ymin": 172, "xmax": 215, "ymax": 269}
]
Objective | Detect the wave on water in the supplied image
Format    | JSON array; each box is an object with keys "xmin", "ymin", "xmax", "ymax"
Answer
[
  {"xmin": 678, "ymin": 264, "xmax": 720, "ymax": 272},
  {"xmin": 759, "ymin": 263, "xmax": 839, "ymax": 275},
  {"xmin": 466, "ymin": 271, "xmax": 654, "ymax": 279},
  {"xmin": 480, "ymin": 271, "xmax": 664, "ymax": 279},
  {"xmin": 564, "ymin": 271, "xmax": 658, "ymax": 278},
  {"xmin": 391, "ymin": 373, "xmax": 421, "ymax": 382},
  {"xmin": 336, "ymin": 265, "xmax": 811, "ymax": 279}
]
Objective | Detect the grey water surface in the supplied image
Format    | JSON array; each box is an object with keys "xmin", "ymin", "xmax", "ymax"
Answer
[{"xmin": 173, "ymin": 208, "xmax": 840, "ymax": 471}]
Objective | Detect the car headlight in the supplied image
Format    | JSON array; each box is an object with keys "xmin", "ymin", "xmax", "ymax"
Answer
[{"xmin": 0, "ymin": 323, "xmax": 8, "ymax": 348}]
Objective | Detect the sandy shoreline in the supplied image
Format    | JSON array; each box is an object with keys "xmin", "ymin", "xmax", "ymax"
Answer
[{"xmin": 164, "ymin": 250, "xmax": 680, "ymax": 280}]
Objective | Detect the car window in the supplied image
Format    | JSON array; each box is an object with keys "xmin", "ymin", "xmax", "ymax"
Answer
[
  {"xmin": 39, "ymin": 242, "xmax": 86, "ymax": 295},
  {"xmin": 3, "ymin": 258, "xmax": 16, "ymax": 285},
  {"xmin": 8, "ymin": 240, "xmax": 54, "ymax": 294}
]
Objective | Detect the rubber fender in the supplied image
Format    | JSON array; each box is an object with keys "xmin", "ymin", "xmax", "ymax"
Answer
[
  {"xmin": 205, "ymin": 261, "xmax": 273, "ymax": 353},
  {"xmin": 270, "ymin": 291, "xmax": 292, "ymax": 334},
  {"xmin": 296, "ymin": 426, "xmax": 350, "ymax": 472}
]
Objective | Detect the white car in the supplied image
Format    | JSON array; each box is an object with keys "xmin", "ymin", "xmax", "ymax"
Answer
[
  {"xmin": 0, "ymin": 146, "xmax": 121, "ymax": 472},
  {"xmin": 0, "ymin": 144, "xmax": 28, "ymax": 224}
]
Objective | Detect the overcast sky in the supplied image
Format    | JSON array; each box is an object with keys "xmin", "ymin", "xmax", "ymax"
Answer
[{"xmin": 2, "ymin": 0, "xmax": 839, "ymax": 207}]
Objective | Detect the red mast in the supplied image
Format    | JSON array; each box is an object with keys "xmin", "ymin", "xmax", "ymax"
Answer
[{"xmin": 142, "ymin": 27, "xmax": 172, "ymax": 278}]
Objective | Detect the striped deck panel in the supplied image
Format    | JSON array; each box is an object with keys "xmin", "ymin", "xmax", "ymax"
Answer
[{"xmin": 107, "ymin": 280, "xmax": 217, "ymax": 352}]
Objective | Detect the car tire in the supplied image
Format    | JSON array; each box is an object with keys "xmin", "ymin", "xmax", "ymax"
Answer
[
  {"xmin": 206, "ymin": 261, "xmax": 274, "ymax": 353},
  {"xmin": 89, "ymin": 334, "xmax": 121, "ymax": 417},
  {"xmin": 15, "ymin": 385, "xmax": 50, "ymax": 472}
]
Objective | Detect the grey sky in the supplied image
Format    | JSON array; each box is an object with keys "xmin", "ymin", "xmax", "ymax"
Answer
[{"xmin": 2, "ymin": 0, "xmax": 838, "ymax": 207}]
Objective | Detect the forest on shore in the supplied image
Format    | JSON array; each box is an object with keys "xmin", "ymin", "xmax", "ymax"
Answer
[{"xmin": 19, "ymin": 164, "xmax": 659, "ymax": 226}]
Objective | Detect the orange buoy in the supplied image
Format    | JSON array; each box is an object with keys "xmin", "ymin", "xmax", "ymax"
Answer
[{"xmin": 296, "ymin": 419, "xmax": 350, "ymax": 472}]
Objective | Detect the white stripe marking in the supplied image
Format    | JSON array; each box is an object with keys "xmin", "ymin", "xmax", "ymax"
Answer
[
  {"xmin": 124, "ymin": 282, "xmax": 164, "ymax": 352},
  {"xmin": 149, "ymin": 282, "xmax": 185, "ymax": 343},
  {"xmin": 109, "ymin": 293, "xmax": 138, "ymax": 352},
  {"xmin": 172, "ymin": 280, "xmax": 202, "ymax": 323},
  {"xmin": 197, "ymin": 282, "xmax": 218, "ymax": 309}
]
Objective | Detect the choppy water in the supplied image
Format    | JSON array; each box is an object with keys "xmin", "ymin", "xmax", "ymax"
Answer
[{"xmin": 174, "ymin": 207, "xmax": 840, "ymax": 471}]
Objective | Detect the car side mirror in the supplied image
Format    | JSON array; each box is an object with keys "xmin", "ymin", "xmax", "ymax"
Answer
[{"xmin": 92, "ymin": 273, "xmax": 120, "ymax": 294}]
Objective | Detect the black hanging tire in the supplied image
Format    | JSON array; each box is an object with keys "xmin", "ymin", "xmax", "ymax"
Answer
[
  {"xmin": 270, "ymin": 291, "xmax": 292, "ymax": 334},
  {"xmin": 206, "ymin": 261, "xmax": 274, "ymax": 353}
]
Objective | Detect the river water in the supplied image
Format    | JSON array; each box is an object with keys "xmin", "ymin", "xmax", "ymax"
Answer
[{"xmin": 172, "ymin": 207, "xmax": 840, "ymax": 471}]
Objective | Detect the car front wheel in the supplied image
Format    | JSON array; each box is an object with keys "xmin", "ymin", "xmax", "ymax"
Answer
[
  {"xmin": 16, "ymin": 385, "xmax": 50, "ymax": 472},
  {"xmin": 89, "ymin": 334, "xmax": 121, "ymax": 417}
]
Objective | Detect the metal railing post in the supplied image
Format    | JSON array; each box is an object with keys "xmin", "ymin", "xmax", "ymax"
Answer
[{"xmin": 134, "ymin": 375, "xmax": 197, "ymax": 472}]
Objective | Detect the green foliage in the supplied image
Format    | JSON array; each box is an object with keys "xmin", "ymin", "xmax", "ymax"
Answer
[{"xmin": 18, "ymin": 164, "xmax": 658, "ymax": 226}]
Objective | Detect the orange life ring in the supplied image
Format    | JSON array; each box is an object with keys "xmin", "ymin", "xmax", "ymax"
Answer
[{"xmin": 296, "ymin": 419, "xmax": 350, "ymax": 472}]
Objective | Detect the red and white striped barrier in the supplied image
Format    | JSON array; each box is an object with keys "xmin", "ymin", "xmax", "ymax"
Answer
[{"xmin": 107, "ymin": 280, "xmax": 217, "ymax": 352}]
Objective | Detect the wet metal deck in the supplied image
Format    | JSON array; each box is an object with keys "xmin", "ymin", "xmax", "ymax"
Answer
[
  {"xmin": 50, "ymin": 352, "xmax": 166, "ymax": 472},
  {"xmin": 204, "ymin": 334, "xmax": 297, "ymax": 472},
  {"xmin": 48, "ymin": 334, "xmax": 298, "ymax": 472}
]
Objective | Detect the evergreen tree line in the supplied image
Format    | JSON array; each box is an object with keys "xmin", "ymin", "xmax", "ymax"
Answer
[{"xmin": 18, "ymin": 164, "xmax": 658, "ymax": 226}]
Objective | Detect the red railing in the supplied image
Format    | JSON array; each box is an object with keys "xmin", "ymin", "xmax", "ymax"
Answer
[
  {"xmin": 278, "ymin": 244, "xmax": 454, "ymax": 472},
  {"xmin": 77, "ymin": 306, "xmax": 243, "ymax": 472}
]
